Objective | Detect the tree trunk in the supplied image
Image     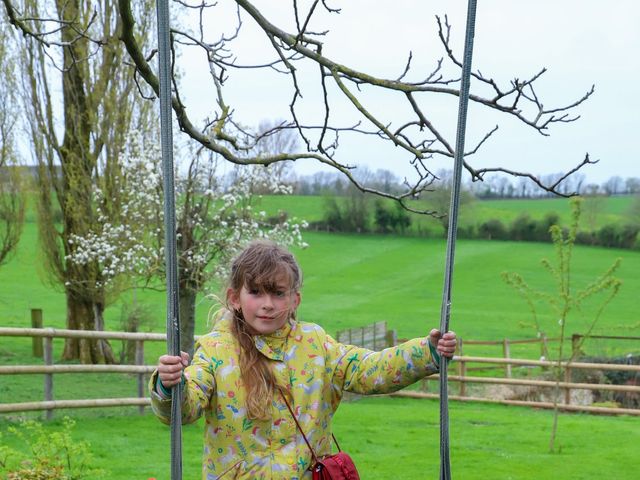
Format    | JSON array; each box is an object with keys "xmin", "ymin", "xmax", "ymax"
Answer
[
  {"xmin": 62, "ymin": 291, "xmax": 116, "ymax": 364},
  {"xmin": 178, "ymin": 284, "xmax": 198, "ymax": 359}
]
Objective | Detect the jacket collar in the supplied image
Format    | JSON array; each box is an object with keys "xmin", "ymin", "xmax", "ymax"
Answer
[
  {"xmin": 214, "ymin": 314, "xmax": 295, "ymax": 361},
  {"xmin": 254, "ymin": 319, "xmax": 295, "ymax": 361}
]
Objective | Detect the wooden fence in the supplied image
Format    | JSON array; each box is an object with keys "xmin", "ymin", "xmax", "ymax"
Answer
[
  {"xmin": 0, "ymin": 327, "xmax": 168, "ymax": 418},
  {"xmin": 393, "ymin": 355, "xmax": 640, "ymax": 416},
  {"xmin": 335, "ymin": 321, "xmax": 396, "ymax": 351},
  {"xmin": 1, "ymin": 327, "xmax": 639, "ymax": 417}
]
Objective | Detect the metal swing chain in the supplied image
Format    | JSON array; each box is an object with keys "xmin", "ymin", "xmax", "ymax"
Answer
[
  {"xmin": 156, "ymin": 1, "xmax": 183, "ymax": 479},
  {"xmin": 438, "ymin": 1, "xmax": 478, "ymax": 479}
]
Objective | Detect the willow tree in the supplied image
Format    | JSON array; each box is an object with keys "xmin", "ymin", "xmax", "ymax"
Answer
[
  {"xmin": 0, "ymin": 20, "xmax": 24, "ymax": 267},
  {"xmin": 3, "ymin": 0, "xmax": 155, "ymax": 363}
]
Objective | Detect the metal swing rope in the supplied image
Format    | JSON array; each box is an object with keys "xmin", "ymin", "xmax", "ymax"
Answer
[
  {"xmin": 438, "ymin": 1, "xmax": 478, "ymax": 479},
  {"xmin": 156, "ymin": 1, "xmax": 183, "ymax": 479}
]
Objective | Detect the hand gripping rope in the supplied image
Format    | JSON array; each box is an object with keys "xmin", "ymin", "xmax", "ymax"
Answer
[
  {"xmin": 156, "ymin": 1, "xmax": 183, "ymax": 479},
  {"xmin": 438, "ymin": 1, "xmax": 477, "ymax": 479}
]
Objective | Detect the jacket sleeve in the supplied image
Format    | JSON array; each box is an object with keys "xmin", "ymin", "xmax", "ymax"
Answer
[
  {"xmin": 148, "ymin": 338, "xmax": 217, "ymax": 425},
  {"xmin": 325, "ymin": 333, "xmax": 439, "ymax": 395}
]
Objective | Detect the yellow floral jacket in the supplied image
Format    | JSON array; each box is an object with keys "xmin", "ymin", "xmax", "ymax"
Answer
[{"xmin": 149, "ymin": 318, "xmax": 439, "ymax": 480}]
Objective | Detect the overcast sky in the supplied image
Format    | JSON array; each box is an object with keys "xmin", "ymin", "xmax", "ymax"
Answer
[{"xmin": 178, "ymin": 1, "xmax": 639, "ymax": 186}]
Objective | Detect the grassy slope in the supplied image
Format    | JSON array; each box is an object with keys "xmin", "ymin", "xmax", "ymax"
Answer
[
  {"xmin": 1, "ymin": 197, "xmax": 639, "ymax": 479},
  {"xmin": 295, "ymin": 232, "xmax": 640, "ymax": 339},
  {"xmin": 2, "ymin": 226, "xmax": 639, "ymax": 363},
  {"xmin": 3, "ymin": 228, "xmax": 638, "ymax": 349}
]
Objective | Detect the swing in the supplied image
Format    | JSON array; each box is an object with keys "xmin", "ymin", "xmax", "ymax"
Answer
[
  {"xmin": 154, "ymin": 1, "xmax": 478, "ymax": 478},
  {"xmin": 437, "ymin": 1, "xmax": 478, "ymax": 478},
  {"xmin": 155, "ymin": 1, "xmax": 182, "ymax": 479}
]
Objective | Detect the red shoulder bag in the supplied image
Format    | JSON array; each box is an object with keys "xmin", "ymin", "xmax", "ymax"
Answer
[{"xmin": 281, "ymin": 392, "xmax": 360, "ymax": 480}]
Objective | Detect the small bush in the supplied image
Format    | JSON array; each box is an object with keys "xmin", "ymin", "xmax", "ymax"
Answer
[
  {"xmin": 478, "ymin": 218, "xmax": 508, "ymax": 240},
  {"xmin": 322, "ymin": 197, "xmax": 345, "ymax": 232},
  {"xmin": 575, "ymin": 230, "xmax": 597, "ymax": 246},
  {"xmin": 510, "ymin": 213, "xmax": 536, "ymax": 241},
  {"xmin": 0, "ymin": 417, "xmax": 105, "ymax": 479},
  {"xmin": 597, "ymin": 224, "xmax": 620, "ymax": 248},
  {"xmin": 534, "ymin": 212, "xmax": 560, "ymax": 241},
  {"xmin": 373, "ymin": 201, "xmax": 411, "ymax": 234},
  {"xmin": 618, "ymin": 224, "xmax": 640, "ymax": 249}
]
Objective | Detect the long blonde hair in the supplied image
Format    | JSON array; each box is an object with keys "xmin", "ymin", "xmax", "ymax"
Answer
[{"xmin": 226, "ymin": 240, "xmax": 302, "ymax": 420}]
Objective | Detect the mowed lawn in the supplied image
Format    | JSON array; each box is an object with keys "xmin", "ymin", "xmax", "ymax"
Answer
[{"xmin": 1, "ymin": 397, "xmax": 638, "ymax": 479}]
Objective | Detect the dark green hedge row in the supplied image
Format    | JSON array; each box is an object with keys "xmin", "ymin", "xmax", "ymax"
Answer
[
  {"xmin": 310, "ymin": 200, "xmax": 640, "ymax": 251},
  {"xmin": 473, "ymin": 213, "xmax": 639, "ymax": 250}
]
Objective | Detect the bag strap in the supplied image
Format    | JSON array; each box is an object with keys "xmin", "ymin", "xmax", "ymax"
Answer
[{"xmin": 279, "ymin": 389, "xmax": 320, "ymax": 464}]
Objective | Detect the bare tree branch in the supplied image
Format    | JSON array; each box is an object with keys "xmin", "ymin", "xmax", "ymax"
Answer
[
  {"xmin": 115, "ymin": 0, "xmax": 596, "ymax": 213},
  {"xmin": 469, "ymin": 154, "xmax": 598, "ymax": 197}
]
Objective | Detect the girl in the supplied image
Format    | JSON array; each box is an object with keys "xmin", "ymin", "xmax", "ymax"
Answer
[{"xmin": 151, "ymin": 240, "xmax": 457, "ymax": 480}]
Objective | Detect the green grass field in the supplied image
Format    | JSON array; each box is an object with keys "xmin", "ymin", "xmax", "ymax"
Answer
[
  {"xmin": 2, "ymin": 227, "xmax": 638, "ymax": 360},
  {"xmin": 1, "ymin": 398, "xmax": 638, "ymax": 479},
  {"xmin": 1, "ymin": 197, "xmax": 639, "ymax": 479}
]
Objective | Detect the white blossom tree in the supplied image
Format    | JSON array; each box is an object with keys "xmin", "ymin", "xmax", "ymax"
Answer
[{"xmin": 67, "ymin": 132, "xmax": 308, "ymax": 356}]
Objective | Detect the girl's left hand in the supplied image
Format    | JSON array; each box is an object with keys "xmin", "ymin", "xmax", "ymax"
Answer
[{"xmin": 429, "ymin": 329, "xmax": 457, "ymax": 358}]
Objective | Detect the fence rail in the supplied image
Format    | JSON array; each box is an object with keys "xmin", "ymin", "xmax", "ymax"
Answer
[
  {"xmin": 0, "ymin": 326, "xmax": 168, "ymax": 418},
  {"xmin": 1, "ymin": 327, "xmax": 638, "ymax": 417}
]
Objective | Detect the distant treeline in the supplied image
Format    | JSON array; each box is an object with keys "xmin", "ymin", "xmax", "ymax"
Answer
[{"xmin": 287, "ymin": 169, "xmax": 640, "ymax": 199}]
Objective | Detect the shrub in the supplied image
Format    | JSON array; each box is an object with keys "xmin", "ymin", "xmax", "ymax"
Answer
[
  {"xmin": 391, "ymin": 203, "xmax": 411, "ymax": 234},
  {"xmin": 0, "ymin": 418, "xmax": 105, "ymax": 479},
  {"xmin": 457, "ymin": 224, "xmax": 476, "ymax": 239},
  {"xmin": 374, "ymin": 201, "xmax": 411, "ymax": 234},
  {"xmin": 478, "ymin": 218, "xmax": 508, "ymax": 240},
  {"xmin": 534, "ymin": 212, "xmax": 560, "ymax": 241},
  {"xmin": 575, "ymin": 230, "xmax": 597, "ymax": 246},
  {"xmin": 597, "ymin": 224, "xmax": 620, "ymax": 248},
  {"xmin": 510, "ymin": 213, "xmax": 536, "ymax": 241},
  {"xmin": 322, "ymin": 197, "xmax": 344, "ymax": 231},
  {"xmin": 374, "ymin": 200, "xmax": 393, "ymax": 233},
  {"xmin": 618, "ymin": 224, "xmax": 640, "ymax": 249},
  {"xmin": 321, "ymin": 191, "xmax": 371, "ymax": 233}
]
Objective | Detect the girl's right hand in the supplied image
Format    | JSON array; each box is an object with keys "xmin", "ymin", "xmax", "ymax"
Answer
[{"xmin": 158, "ymin": 351, "xmax": 190, "ymax": 388}]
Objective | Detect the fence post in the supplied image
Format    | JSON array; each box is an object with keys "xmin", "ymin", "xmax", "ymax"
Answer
[
  {"xmin": 571, "ymin": 334, "xmax": 582, "ymax": 358},
  {"xmin": 385, "ymin": 329, "xmax": 397, "ymax": 348},
  {"xmin": 540, "ymin": 334, "xmax": 548, "ymax": 359},
  {"xmin": 503, "ymin": 338, "xmax": 512, "ymax": 378},
  {"xmin": 44, "ymin": 336, "xmax": 53, "ymax": 420},
  {"xmin": 564, "ymin": 366, "xmax": 572, "ymax": 404},
  {"xmin": 31, "ymin": 309, "xmax": 43, "ymax": 358},
  {"xmin": 458, "ymin": 338, "xmax": 466, "ymax": 397},
  {"xmin": 135, "ymin": 340, "xmax": 145, "ymax": 415}
]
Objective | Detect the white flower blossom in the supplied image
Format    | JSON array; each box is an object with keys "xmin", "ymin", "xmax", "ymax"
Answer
[{"xmin": 66, "ymin": 135, "xmax": 308, "ymax": 291}]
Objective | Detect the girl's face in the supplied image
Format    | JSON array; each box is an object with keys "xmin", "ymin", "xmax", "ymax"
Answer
[{"xmin": 228, "ymin": 274, "xmax": 301, "ymax": 335}]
